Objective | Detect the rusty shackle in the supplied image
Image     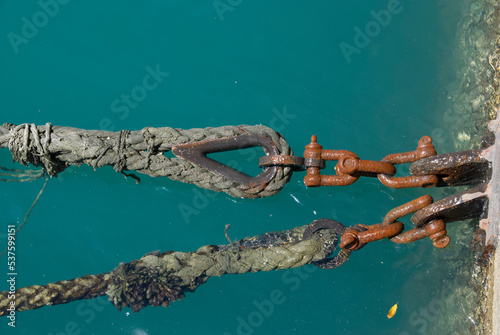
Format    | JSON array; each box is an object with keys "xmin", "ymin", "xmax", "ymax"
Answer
[
  {"xmin": 339, "ymin": 195, "xmax": 451, "ymax": 250},
  {"xmin": 303, "ymin": 135, "xmax": 396, "ymax": 187},
  {"xmin": 303, "ymin": 135, "xmax": 439, "ymax": 188},
  {"xmin": 378, "ymin": 136, "xmax": 439, "ymax": 188}
]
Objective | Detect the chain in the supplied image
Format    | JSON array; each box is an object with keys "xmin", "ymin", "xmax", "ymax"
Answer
[
  {"xmin": 303, "ymin": 181, "xmax": 494, "ymax": 269},
  {"xmin": 302, "ymin": 195, "xmax": 455, "ymax": 270},
  {"xmin": 340, "ymin": 195, "xmax": 450, "ymax": 250},
  {"xmin": 259, "ymin": 134, "xmax": 440, "ymax": 188}
]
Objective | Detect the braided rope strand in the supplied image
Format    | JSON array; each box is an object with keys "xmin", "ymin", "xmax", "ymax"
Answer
[
  {"xmin": 0, "ymin": 274, "xmax": 111, "ymax": 314},
  {"xmin": 0, "ymin": 226, "xmax": 337, "ymax": 316}
]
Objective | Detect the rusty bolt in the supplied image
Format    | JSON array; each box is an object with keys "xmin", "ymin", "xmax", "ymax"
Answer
[
  {"xmin": 427, "ymin": 220, "xmax": 450, "ymax": 248},
  {"xmin": 304, "ymin": 135, "xmax": 323, "ymax": 187},
  {"xmin": 390, "ymin": 219, "xmax": 449, "ymax": 248},
  {"xmin": 304, "ymin": 135, "xmax": 322, "ymax": 159},
  {"xmin": 416, "ymin": 136, "xmax": 437, "ymax": 159}
]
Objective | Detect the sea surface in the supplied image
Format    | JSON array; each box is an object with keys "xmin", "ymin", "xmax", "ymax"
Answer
[{"xmin": 0, "ymin": 1, "xmax": 483, "ymax": 334}]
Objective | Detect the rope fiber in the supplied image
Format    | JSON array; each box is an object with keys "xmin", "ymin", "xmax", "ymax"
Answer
[
  {"xmin": 0, "ymin": 123, "xmax": 294, "ymax": 198},
  {"xmin": 0, "ymin": 175, "xmax": 49, "ymax": 258}
]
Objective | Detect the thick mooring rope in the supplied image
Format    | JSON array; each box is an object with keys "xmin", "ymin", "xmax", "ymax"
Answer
[
  {"xmin": 0, "ymin": 123, "xmax": 293, "ymax": 198},
  {"xmin": 0, "ymin": 225, "xmax": 338, "ymax": 315}
]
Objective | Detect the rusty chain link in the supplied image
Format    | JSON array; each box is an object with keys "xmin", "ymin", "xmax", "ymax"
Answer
[
  {"xmin": 259, "ymin": 135, "xmax": 440, "ymax": 189},
  {"xmin": 304, "ymin": 194, "xmax": 457, "ymax": 269},
  {"xmin": 339, "ymin": 195, "xmax": 451, "ymax": 250},
  {"xmin": 303, "ymin": 180, "xmax": 493, "ymax": 269}
]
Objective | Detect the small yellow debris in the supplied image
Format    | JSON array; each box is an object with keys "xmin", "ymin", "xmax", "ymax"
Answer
[{"xmin": 387, "ymin": 303, "xmax": 398, "ymax": 319}]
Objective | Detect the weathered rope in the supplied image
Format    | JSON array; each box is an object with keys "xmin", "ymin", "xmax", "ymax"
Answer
[
  {"xmin": 0, "ymin": 225, "xmax": 338, "ymax": 315},
  {"xmin": 1, "ymin": 274, "xmax": 111, "ymax": 316},
  {"xmin": 0, "ymin": 123, "xmax": 293, "ymax": 198}
]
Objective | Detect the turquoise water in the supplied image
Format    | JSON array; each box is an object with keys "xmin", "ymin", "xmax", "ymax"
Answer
[{"xmin": 0, "ymin": 1, "xmax": 476, "ymax": 334}]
